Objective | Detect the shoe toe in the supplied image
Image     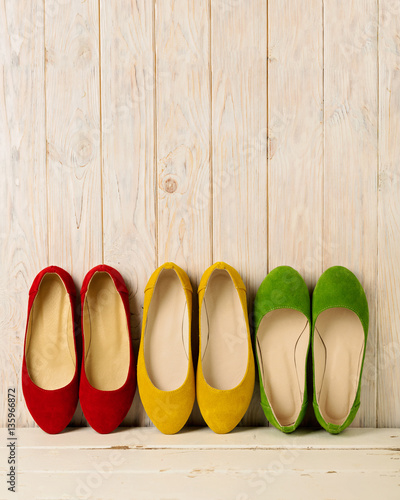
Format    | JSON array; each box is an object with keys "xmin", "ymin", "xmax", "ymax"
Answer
[
  {"xmin": 138, "ymin": 361, "xmax": 195, "ymax": 435},
  {"xmin": 80, "ymin": 372, "xmax": 136, "ymax": 434},
  {"xmin": 147, "ymin": 395, "xmax": 194, "ymax": 435},
  {"xmin": 197, "ymin": 363, "xmax": 254, "ymax": 434},
  {"xmin": 22, "ymin": 371, "xmax": 78, "ymax": 434}
]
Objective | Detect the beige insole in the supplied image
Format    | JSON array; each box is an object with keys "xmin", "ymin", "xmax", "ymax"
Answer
[
  {"xmin": 83, "ymin": 272, "xmax": 130, "ymax": 391},
  {"xmin": 256, "ymin": 309, "xmax": 309, "ymax": 427},
  {"xmin": 314, "ymin": 307, "xmax": 364, "ymax": 425},
  {"xmin": 201, "ymin": 269, "xmax": 248, "ymax": 390},
  {"xmin": 144, "ymin": 269, "xmax": 189, "ymax": 391},
  {"xmin": 26, "ymin": 273, "xmax": 75, "ymax": 390}
]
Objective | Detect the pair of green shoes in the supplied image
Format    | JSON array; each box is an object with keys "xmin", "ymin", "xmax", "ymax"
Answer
[{"xmin": 254, "ymin": 266, "xmax": 369, "ymax": 434}]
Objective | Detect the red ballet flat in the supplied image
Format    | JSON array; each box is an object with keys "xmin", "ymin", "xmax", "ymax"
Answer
[
  {"xmin": 79, "ymin": 265, "xmax": 136, "ymax": 434},
  {"xmin": 22, "ymin": 266, "xmax": 79, "ymax": 434}
]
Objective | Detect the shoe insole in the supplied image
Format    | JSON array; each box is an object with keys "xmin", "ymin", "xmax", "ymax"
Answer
[
  {"xmin": 256, "ymin": 309, "xmax": 309, "ymax": 427},
  {"xmin": 144, "ymin": 269, "xmax": 189, "ymax": 391},
  {"xmin": 26, "ymin": 273, "xmax": 75, "ymax": 390},
  {"xmin": 314, "ymin": 307, "xmax": 364, "ymax": 425},
  {"xmin": 201, "ymin": 269, "xmax": 248, "ymax": 390},
  {"xmin": 83, "ymin": 272, "xmax": 130, "ymax": 391}
]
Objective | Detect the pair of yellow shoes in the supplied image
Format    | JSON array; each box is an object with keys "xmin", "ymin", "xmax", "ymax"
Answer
[{"xmin": 137, "ymin": 262, "xmax": 255, "ymax": 434}]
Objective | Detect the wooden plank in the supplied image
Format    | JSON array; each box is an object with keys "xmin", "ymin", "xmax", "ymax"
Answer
[
  {"xmin": 45, "ymin": 0, "xmax": 102, "ymax": 280},
  {"xmin": 1, "ymin": 428, "xmax": 399, "ymax": 500},
  {"xmin": 45, "ymin": 0, "xmax": 102, "ymax": 425},
  {"xmin": 267, "ymin": 0, "xmax": 324, "ymax": 429},
  {"xmin": 0, "ymin": 0, "xmax": 47, "ymax": 427},
  {"xmin": 323, "ymin": 0, "xmax": 378, "ymax": 427},
  {"xmin": 11, "ymin": 448, "xmax": 400, "ymax": 473},
  {"xmin": 211, "ymin": 0, "xmax": 267, "ymax": 426},
  {"xmin": 1, "ymin": 429, "xmax": 399, "ymax": 498},
  {"xmin": 155, "ymin": 0, "xmax": 211, "ymax": 425},
  {"xmin": 155, "ymin": 0, "xmax": 212, "ymax": 283},
  {"xmin": 99, "ymin": 0, "xmax": 156, "ymax": 426},
  {"xmin": 268, "ymin": 0, "xmax": 323, "ymax": 288},
  {"xmin": 6, "ymin": 470, "xmax": 400, "ymax": 500},
  {"xmin": 2, "ymin": 427, "xmax": 399, "ymax": 450},
  {"xmin": 377, "ymin": 0, "xmax": 400, "ymax": 426}
]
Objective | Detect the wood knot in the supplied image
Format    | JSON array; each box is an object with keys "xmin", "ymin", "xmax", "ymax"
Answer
[
  {"xmin": 163, "ymin": 177, "xmax": 177, "ymax": 193},
  {"xmin": 78, "ymin": 44, "xmax": 92, "ymax": 65},
  {"xmin": 71, "ymin": 133, "xmax": 93, "ymax": 167},
  {"xmin": 70, "ymin": 37, "xmax": 93, "ymax": 68}
]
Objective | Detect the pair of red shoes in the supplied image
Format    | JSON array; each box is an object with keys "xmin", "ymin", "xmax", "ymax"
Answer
[{"xmin": 22, "ymin": 265, "xmax": 136, "ymax": 434}]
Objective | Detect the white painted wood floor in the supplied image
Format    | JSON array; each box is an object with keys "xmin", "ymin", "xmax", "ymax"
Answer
[{"xmin": 1, "ymin": 428, "xmax": 399, "ymax": 499}]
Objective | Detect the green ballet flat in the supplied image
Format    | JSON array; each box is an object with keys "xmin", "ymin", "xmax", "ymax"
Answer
[
  {"xmin": 312, "ymin": 266, "xmax": 369, "ymax": 434},
  {"xmin": 254, "ymin": 266, "xmax": 311, "ymax": 433}
]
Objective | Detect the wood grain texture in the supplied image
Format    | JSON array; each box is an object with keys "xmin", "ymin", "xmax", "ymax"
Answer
[
  {"xmin": 0, "ymin": 0, "xmax": 47, "ymax": 427},
  {"xmin": 323, "ymin": 0, "xmax": 378, "ymax": 427},
  {"xmin": 155, "ymin": 0, "xmax": 212, "ymax": 283},
  {"xmin": 1, "ymin": 0, "xmax": 400, "ymax": 429},
  {"xmin": 8, "ymin": 467, "xmax": 400, "ymax": 500},
  {"xmin": 100, "ymin": 0, "xmax": 156, "ymax": 426},
  {"xmin": 268, "ymin": 0, "xmax": 323, "ymax": 287},
  {"xmin": 268, "ymin": 0, "xmax": 324, "ymax": 428},
  {"xmin": 377, "ymin": 0, "xmax": 400, "ymax": 427},
  {"xmin": 211, "ymin": 0, "xmax": 267, "ymax": 426},
  {"xmin": 45, "ymin": 0, "xmax": 102, "ymax": 280},
  {"xmin": 4, "ymin": 425, "xmax": 398, "ymax": 448},
  {"xmin": 155, "ymin": 0, "xmax": 211, "ymax": 426},
  {"xmin": 45, "ymin": 0, "xmax": 102, "ymax": 425},
  {"xmin": 1, "ymin": 428, "xmax": 399, "ymax": 499}
]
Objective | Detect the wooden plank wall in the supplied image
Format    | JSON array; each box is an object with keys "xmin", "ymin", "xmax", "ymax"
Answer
[
  {"xmin": 0, "ymin": 0, "xmax": 399, "ymax": 428},
  {"xmin": 378, "ymin": 0, "xmax": 400, "ymax": 427},
  {"xmin": 211, "ymin": 0, "xmax": 267, "ymax": 425},
  {"xmin": 323, "ymin": 0, "xmax": 378, "ymax": 427}
]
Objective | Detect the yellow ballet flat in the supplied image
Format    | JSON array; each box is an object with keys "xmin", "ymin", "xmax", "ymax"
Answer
[
  {"xmin": 137, "ymin": 262, "xmax": 195, "ymax": 434},
  {"xmin": 196, "ymin": 262, "xmax": 255, "ymax": 433}
]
